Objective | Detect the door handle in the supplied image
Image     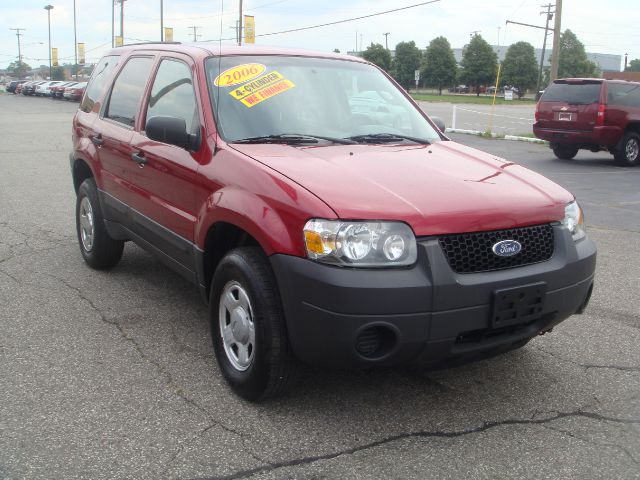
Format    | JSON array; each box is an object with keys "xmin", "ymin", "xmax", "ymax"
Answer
[
  {"xmin": 131, "ymin": 152, "xmax": 147, "ymax": 166},
  {"xmin": 91, "ymin": 134, "xmax": 103, "ymax": 146}
]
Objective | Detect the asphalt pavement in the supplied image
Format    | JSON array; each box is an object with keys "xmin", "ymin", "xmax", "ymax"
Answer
[{"xmin": 0, "ymin": 94, "xmax": 638, "ymax": 480}]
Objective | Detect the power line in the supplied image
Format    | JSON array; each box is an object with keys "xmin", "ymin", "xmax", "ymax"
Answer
[{"xmin": 204, "ymin": 0, "xmax": 442, "ymax": 42}]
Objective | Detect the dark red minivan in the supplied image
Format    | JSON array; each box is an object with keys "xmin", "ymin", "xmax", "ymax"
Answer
[
  {"xmin": 534, "ymin": 78, "xmax": 640, "ymax": 166},
  {"xmin": 71, "ymin": 44, "xmax": 596, "ymax": 400}
]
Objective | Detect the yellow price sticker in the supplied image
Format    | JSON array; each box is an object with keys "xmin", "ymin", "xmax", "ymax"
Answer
[{"xmin": 214, "ymin": 63, "xmax": 266, "ymax": 87}]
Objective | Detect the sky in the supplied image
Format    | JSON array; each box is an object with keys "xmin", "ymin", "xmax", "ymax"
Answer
[{"xmin": 1, "ymin": 0, "xmax": 638, "ymax": 70}]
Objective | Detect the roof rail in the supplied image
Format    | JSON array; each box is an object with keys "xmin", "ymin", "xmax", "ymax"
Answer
[{"xmin": 115, "ymin": 41, "xmax": 182, "ymax": 47}]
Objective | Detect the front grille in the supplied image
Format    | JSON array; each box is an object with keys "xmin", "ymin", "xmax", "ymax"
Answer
[{"xmin": 438, "ymin": 224, "xmax": 555, "ymax": 274}]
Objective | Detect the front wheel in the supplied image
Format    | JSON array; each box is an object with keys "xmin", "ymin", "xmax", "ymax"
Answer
[
  {"xmin": 210, "ymin": 247, "xmax": 297, "ymax": 401},
  {"xmin": 551, "ymin": 143, "xmax": 579, "ymax": 160},
  {"xmin": 614, "ymin": 131, "xmax": 640, "ymax": 167},
  {"xmin": 76, "ymin": 178, "xmax": 124, "ymax": 269}
]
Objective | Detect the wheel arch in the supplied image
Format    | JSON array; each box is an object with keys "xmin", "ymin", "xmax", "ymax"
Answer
[
  {"xmin": 72, "ymin": 157, "xmax": 96, "ymax": 193},
  {"xmin": 196, "ymin": 188, "xmax": 308, "ymax": 299}
]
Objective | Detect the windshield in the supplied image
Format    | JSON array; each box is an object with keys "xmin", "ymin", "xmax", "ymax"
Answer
[{"xmin": 206, "ymin": 55, "xmax": 441, "ymax": 144}]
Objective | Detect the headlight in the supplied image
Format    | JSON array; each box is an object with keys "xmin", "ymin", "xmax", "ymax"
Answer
[
  {"xmin": 562, "ymin": 201, "xmax": 586, "ymax": 241},
  {"xmin": 303, "ymin": 219, "xmax": 417, "ymax": 267}
]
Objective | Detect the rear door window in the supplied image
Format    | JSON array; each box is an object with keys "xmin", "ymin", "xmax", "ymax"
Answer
[
  {"xmin": 607, "ymin": 83, "xmax": 640, "ymax": 107},
  {"xmin": 81, "ymin": 55, "xmax": 120, "ymax": 112},
  {"xmin": 541, "ymin": 81, "xmax": 602, "ymax": 104},
  {"xmin": 105, "ymin": 57, "xmax": 154, "ymax": 127}
]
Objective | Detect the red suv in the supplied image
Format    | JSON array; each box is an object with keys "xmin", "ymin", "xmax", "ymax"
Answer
[
  {"xmin": 534, "ymin": 78, "xmax": 640, "ymax": 166},
  {"xmin": 71, "ymin": 44, "xmax": 596, "ymax": 400}
]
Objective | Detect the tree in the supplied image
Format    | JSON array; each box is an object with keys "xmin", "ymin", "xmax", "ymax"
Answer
[
  {"xmin": 7, "ymin": 60, "xmax": 31, "ymax": 79},
  {"xmin": 556, "ymin": 29, "xmax": 599, "ymax": 78},
  {"xmin": 51, "ymin": 66, "xmax": 65, "ymax": 80},
  {"xmin": 501, "ymin": 41, "xmax": 537, "ymax": 98},
  {"xmin": 333, "ymin": 48, "xmax": 340, "ymax": 54},
  {"xmin": 459, "ymin": 34, "xmax": 497, "ymax": 96},
  {"xmin": 421, "ymin": 36, "xmax": 457, "ymax": 95},
  {"xmin": 362, "ymin": 43, "xmax": 391, "ymax": 72},
  {"xmin": 626, "ymin": 59, "xmax": 640, "ymax": 72},
  {"xmin": 391, "ymin": 41, "xmax": 421, "ymax": 89}
]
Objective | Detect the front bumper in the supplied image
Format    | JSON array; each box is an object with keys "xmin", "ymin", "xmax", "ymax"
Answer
[{"xmin": 271, "ymin": 225, "xmax": 596, "ymax": 369}]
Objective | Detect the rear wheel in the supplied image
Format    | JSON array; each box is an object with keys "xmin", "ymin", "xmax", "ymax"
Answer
[
  {"xmin": 210, "ymin": 247, "xmax": 297, "ymax": 401},
  {"xmin": 614, "ymin": 131, "xmax": 640, "ymax": 167},
  {"xmin": 551, "ymin": 143, "xmax": 579, "ymax": 160}
]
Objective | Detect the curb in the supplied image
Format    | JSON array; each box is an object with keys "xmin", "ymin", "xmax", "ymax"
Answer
[{"xmin": 445, "ymin": 128, "xmax": 548, "ymax": 144}]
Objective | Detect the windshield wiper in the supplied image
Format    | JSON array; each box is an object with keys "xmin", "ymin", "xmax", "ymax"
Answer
[
  {"xmin": 232, "ymin": 133, "xmax": 357, "ymax": 145},
  {"xmin": 346, "ymin": 133, "xmax": 430, "ymax": 145}
]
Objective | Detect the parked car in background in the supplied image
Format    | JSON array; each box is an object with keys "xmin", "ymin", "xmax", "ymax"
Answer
[
  {"xmin": 51, "ymin": 81, "xmax": 77, "ymax": 99},
  {"xmin": 22, "ymin": 81, "xmax": 46, "ymax": 96},
  {"xmin": 448, "ymin": 85, "xmax": 469, "ymax": 94},
  {"xmin": 63, "ymin": 82, "xmax": 87, "ymax": 101},
  {"xmin": 534, "ymin": 78, "xmax": 640, "ymax": 166},
  {"xmin": 6, "ymin": 80, "xmax": 27, "ymax": 93},
  {"xmin": 36, "ymin": 80, "xmax": 64, "ymax": 96},
  {"xmin": 70, "ymin": 44, "xmax": 596, "ymax": 400}
]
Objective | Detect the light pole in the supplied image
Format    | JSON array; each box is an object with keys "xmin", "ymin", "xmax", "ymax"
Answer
[
  {"xmin": 383, "ymin": 32, "xmax": 390, "ymax": 50},
  {"xmin": 44, "ymin": 5, "xmax": 53, "ymax": 80},
  {"xmin": 160, "ymin": 0, "xmax": 164, "ymax": 41},
  {"xmin": 73, "ymin": 0, "xmax": 78, "ymax": 79}
]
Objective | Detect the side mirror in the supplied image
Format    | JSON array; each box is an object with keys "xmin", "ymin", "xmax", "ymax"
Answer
[
  {"xmin": 146, "ymin": 115, "xmax": 190, "ymax": 149},
  {"xmin": 431, "ymin": 116, "xmax": 446, "ymax": 133}
]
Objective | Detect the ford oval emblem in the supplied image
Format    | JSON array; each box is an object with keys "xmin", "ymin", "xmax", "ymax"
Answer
[{"xmin": 492, "ymin": 240, "xmax": 522, "ymax": 257}]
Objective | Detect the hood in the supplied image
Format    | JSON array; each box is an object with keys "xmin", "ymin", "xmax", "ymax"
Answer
[{"xmin": 231, "ymin": 140, "xmax": 573, "ymax": 236}]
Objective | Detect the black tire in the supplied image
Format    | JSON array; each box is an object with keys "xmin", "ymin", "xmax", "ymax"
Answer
[
  {"xmin": 551, "ymin": 143, "xmax": 579, "ymax": 160},
  {"xmin": 76, "ymin": 178, "xmax": 124, "ymax": 269},
  {"xmin": 614, "ymin": 131, "xmax": 640, "ymax": 167},
  {"xmin": 210, "ymin": 247, "xmax": 297, "ymax": 401}
]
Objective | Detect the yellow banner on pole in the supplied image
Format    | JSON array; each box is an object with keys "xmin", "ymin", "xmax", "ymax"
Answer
[
  {"xmin": 115, "ymin": 36, "xmax": 123, "ymax": 47},
  {"xmin": 244, "ymin": 15, "xmax": 255, "ymax": 44},
  {"xmin": 51, "ymin": 47, "xmax": 58, "ymax": 67},
  {"xmin": 77, "ymin": 43, "xmax": 85, "ymax": 65},
  {"xmin": 164, "ymin": 27, "xmax": 173, "ymax": 42}
]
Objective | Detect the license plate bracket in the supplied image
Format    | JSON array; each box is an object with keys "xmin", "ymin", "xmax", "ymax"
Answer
[{"xmin": 491, "ymin": 282, "xmax": 547, "ymax": 328}]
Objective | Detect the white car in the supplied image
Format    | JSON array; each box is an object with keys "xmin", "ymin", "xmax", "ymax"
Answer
[{"xmin": 35, "ymin": 81, "xmax": 64, "ymax": 97}]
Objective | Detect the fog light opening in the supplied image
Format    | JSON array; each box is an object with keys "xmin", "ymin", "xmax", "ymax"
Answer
[{"xmin": 355, "ymin": 325, "xmax": 397, "ymax": 359}]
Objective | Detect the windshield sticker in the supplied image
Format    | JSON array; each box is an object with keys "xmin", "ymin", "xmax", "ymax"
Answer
[
  {"xmin": 231, "ymin": 72, "xmax": 296, "ymax": 108},
  {"xmin": 228, "ymin": 71, "xmax": 286, "ymax": 100},
  {"xmin": 214, "ymin": 63, "xmax": 266, "ymax": 87}
]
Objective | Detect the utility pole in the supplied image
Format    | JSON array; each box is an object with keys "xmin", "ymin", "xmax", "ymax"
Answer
[
  {"xmin": 537, "ymin": 4, "xmax": 554, "ymax": 92},
  {"xmin": 73, "ymin": 0, "xmax": 78, "ymax": 79},
  {"xmin": 160, "ymin": 0, "xmax": 164, "ymax": 41},
  {"xmin": 238, "ymin": 0, "xmax": 243, "ymax": 46},
  {"xmin": 10, "ymin": 28, "xmax": 25, "ymax": 65},
  {"xmin": 115, "ymin": 0, "xmax": 126, "ymax": 41},
  {"xmin": 111, "ymin": 0, "xmax": 115, "ymax": 47},
  {"xmin": 44, "ymin": 5, "xmax": 54, "ymax": 80},
  {"xmin": 549, "ymin": 0, "xmax": 562, "ymax": 81},
  {"xmin": 189, "ymin": 26, "xmax": 202, "ymax": 42},
  {"xmin": 383, "ymin": 32, "xmax": 390, "ymax": 50}
]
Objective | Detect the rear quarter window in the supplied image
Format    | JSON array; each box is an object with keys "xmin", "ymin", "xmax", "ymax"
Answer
[
  {"xmin": 541, "ymin": 82, "xmax": 602, "ymax": 104},
  {"xmin": 81, "ymin": 55, "xmax": 121, "ymax": 113}
]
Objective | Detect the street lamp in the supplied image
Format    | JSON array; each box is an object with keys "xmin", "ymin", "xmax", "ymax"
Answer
[{"xmin": 44, "ymin": 5, "xmax": 53, "ymax": 80}]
